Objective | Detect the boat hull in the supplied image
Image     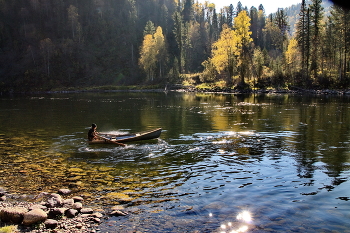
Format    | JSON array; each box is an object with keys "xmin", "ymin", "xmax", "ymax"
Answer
[{"xmin": 88, "ymin": 128, "xmax": 162, "ymax": 144}]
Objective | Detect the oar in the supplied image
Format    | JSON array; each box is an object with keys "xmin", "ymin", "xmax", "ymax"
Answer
[{"xmin": 97, "ymin": 135, "xmax": 126, "ymax": 147}]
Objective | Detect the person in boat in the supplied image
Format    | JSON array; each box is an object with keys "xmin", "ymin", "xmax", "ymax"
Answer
[{"xmin": 88, "ymin": 123, "xmax": 98, "ymax": 141}]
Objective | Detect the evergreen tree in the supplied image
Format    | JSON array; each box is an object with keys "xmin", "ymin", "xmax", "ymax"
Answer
[
  {"xmin": 236, "ymin": 1, "xmax": 243, "ymax": 16},
  {"xmin": 227, "ymin": 4, "xmax": 234, "ymax": 28},
  {"xmin": 296, "ymin": 0, "xmax": 308, "ymax": 77},
  {"xmin": 144, "ymin": 20, "xmax": 156, "ymax": 36},
  {"xmin": 257, "ymin": 5, "xmax": 266, "ymax": 48},
  {"xmin": 329, "ymin": 5, "xmax": 350, "ymax": 82},
  {"xmin": 309, "ymin": 0, "xmax": 324, "ymax": 79},
  {"xmin": 250, "ymin": 6, "xmax": 258, "ymax": 46},
  {"xmin": 234, "ymin": 10, "xmax": 253, "ymax": 85},
  {"xmin": 182, "ymin": 0, "xmax": 193, "ymax": 22}
]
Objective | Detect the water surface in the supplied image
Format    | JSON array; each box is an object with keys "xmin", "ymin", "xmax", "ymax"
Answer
[{"xmin": 0, "ymin": 92, "xmax": 349, "ymax": 232}]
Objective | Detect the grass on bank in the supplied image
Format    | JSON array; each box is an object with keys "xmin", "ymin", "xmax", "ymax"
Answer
[{"xmin": 0, "ymin": 225, "xmax": 17, "ymax": 233}]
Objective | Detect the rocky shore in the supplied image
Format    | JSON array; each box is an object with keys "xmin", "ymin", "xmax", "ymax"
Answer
[
  {"xmin": 175, "ymin": 86, "xmax": 350, "ymax": 95},
  {"xmin": 0, "ymin": 188, "xmax": 127, "ymax": 233}
]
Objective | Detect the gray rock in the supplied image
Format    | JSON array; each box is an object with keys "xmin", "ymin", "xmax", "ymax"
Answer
[
  {"xmin": 80, "ymin": 208, "xmax": 93, "ymax": 214},
  {"xmin": 0, "ymin": 207, "xmax": 28, "ymax": 223},
  {"xmin": 73, "ymin": 202, "xmax": 83, "ymax": 210},
  {"xmin": 111, "ymin": 205, "xmax": 125, "ymax": 211},
  {"xmin": 76, "ymin": 223, "xmax": 83, "ymax": 229},
  {"xmin": 58, "ymin": 189, "xmax": 71, "ymax": 195},
  {"xmin": 48, "ymin": 208, "xmax": 67, "ymax": 219},
  {"xmin": 72, "ymin": 196, "xmax": 84, "ymax": 202},
  {"xmin": 44, "ymin": 219, "xmax": 58, "ymax": 229},
  {"xmin": 34, "ymin": 192, "xmax": 49, "ymax": 201},
  {"xmin": 63, "ymin": 198, "xmax": 75, "ymax": 208},
  {"xmin": 65, "ymin": 209, "xmax": 78, "ymax": 218},
  {"xmin": 110, "ymin": 210, "xmax": 128, "ymax": 216},
  {"xmin": 91, "ymin": 212, "xmax": 103, "ymax": 218},
  {"xmin": 29, "ymin": 204, "xmax": 47, "ymax": 211},
  {"xmin": 46, "ymin": 193, "xmax": 63, "ymax": 208},
  {"xmin": 22, "ymin": 208, "xmax": 47, "ymax": 226}
]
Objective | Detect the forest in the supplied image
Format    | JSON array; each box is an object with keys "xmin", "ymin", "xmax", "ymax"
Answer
[{"xmin": 0, "ymin": 0, "xmax": 349, "ymax": 92}]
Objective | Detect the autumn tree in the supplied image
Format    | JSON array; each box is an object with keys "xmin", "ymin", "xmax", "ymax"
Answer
[
  {"xmin": 139, "ymin": 26, "xmax": 167, "ymax": 82},
  {"xmin": 285, "ymin": 38, "xmax": 300, "ymax": 83},
  {"xmin": 40, "ymin": 38, "xmax": 54, "ymax": 78},
  {"xmin": 153, "ymin": 26, "xmax": 167, "ymax": 78},
  {"xmin": 210, "ymin": 24, "xmax": 239, "ymax": 84},
  {"xmin": 252, "ymin": 47, "xmax": 265, "ymax": 84},
  {"xmin": 140, "ymin": 34, "xmax": 157, "ymax": 81},
  {"xmin": 67, "ymin": 5, "xmax": 82, "ymax": 42}
]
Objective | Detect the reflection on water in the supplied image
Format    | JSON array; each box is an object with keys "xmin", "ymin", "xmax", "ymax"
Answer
[{"xmin": 0, "ymin": 92, "xmax": 350, "ymax": 232}]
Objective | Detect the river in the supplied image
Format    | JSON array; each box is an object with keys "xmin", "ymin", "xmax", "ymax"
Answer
[{"xmin": 0, "ymin": 92, "xmax": 349, "ymax": 232}]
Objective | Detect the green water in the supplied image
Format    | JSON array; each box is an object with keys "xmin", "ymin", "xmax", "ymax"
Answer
[{"xmin": 0, "ymin": 92, "xmax": 349, "ymax": 232}]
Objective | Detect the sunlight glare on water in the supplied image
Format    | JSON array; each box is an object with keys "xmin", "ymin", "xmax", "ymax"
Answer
[{"xmin": 219, "ymin": 211, "xmax": 252, "ymax": 233}]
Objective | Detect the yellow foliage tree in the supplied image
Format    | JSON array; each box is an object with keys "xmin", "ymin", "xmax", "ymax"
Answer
[
  {"xmin": 139, "ymin": 26, "xmax": 166, "ymax": 81},
  {"xmin": 211, "ymin": 24, "xmax": 239, "ymax": 84},
  {"xmin": 285, "ymin": 38, "xmax": 300, "ymax": 82},
  {"xmin": 139, "ymin": 34, "xmax": 157, "ymax": 81},
  {"xmin": 153, "ymin": 26, "xmax": 167, "ymax": 78},
  {"xmin": 207, "ymin": 11, "xmax": 253, "ymax": 87}
]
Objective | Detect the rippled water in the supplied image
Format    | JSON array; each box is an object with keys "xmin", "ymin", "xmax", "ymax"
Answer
[{"xmin": 0, "ymin": 92, "xmax": 350, "ymax": 232}]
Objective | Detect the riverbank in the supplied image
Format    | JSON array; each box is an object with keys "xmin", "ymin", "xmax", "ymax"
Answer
[
  {"xmin": 2, "ymin": 84, "xmax": 350, "ymax": 96},
  {"xmin": 0, "ymin": 188, "xmax": 127, "ymax": 233},
  {"xmin": 37, "ymin": 86, "xmax": 350, "ymax": 95}
]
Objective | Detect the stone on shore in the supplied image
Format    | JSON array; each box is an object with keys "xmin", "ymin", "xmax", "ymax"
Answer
[
  {"xmin": 0, "ymin": 189, "xmax": 109, "ymax": 232},
  {"xmin": 58, "ymin": 189, "xmax": 71, "ymax": 195},
  {"xmin": 48, "ymin": 208, "xmax": 67, "ymax": 219},
  {"xmin": 110, "ymin": 210, "xmax": 128, "ymax": 216},
  {"xmin": 92, "ymin": 212, "xmax": 103, "ymax": 218},
  {"xmin": 73, "ymin": 202, "xmax": 83, "ymax": 210},
  {"xmin": 46, "ymin": 193, "xmax": 63, "ymax": 208},
  {"xmin": 63, "ymin": 198, "xmax": 74, "ymax": 208},
  {"xmin": 72, "ymin": 196, "xmax": 84, "ymax": 202},
  {"xmin": 80, "ymin": 208, "xmax": 94, "ymax": 214},
  {"xmin": 22, "ymin": 208, "xmax": 47, "ymax": 226},
  {"xmin": 66, "ymin": 209, "xmax": 78, "ymax": 218},
  {"xmin": 0, "ymin": 207, "xmax": 28, "ymax": 224},
  {"xmin": 29, "ymin": 204, "xmax": 47, "ymax": 211},
  {"xmin": 44, "ymin": 219, "xmax": 59, "ymax": 229}
]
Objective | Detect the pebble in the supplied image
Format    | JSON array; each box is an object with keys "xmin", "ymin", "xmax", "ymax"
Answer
[
  {"xmin": 66, "ymin": 209, "xmax": 78, "ymax": 218},
  {"xmin": 44, "ymin": 219, "xmax": 58, "ymax": 229},
  {"xmin": 58, "ymin": 189, "xmax": 72, "ymax": 195},
  {"xmin": 0, "ymin": 188, "xmax": 129, "ymax": 233},
  {"xmin": 72, "ymin": 196, "xmax": 84, "ymax": 202},
  {"xmin": 110, "ymin": 210, "xmax": 128, "ymax": 216},
  {"xmin": 81, "ymin": 208, "xmax": 94, "ymax": 214}
]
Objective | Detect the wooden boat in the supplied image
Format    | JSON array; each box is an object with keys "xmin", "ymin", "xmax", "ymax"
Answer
[{"xmin": 88, "ymin": 128, "xmax": 162, "ymax": 145}]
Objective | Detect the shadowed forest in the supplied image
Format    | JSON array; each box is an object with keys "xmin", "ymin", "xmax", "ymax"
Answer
[{"xmin": 0, "ymin": 0, "xmax": 349, "ymax": 91}]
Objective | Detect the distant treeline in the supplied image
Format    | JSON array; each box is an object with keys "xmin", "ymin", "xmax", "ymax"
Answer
[{"xmin": 0, "ymin": 0, "xmax": 349, "ymax": 91}]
